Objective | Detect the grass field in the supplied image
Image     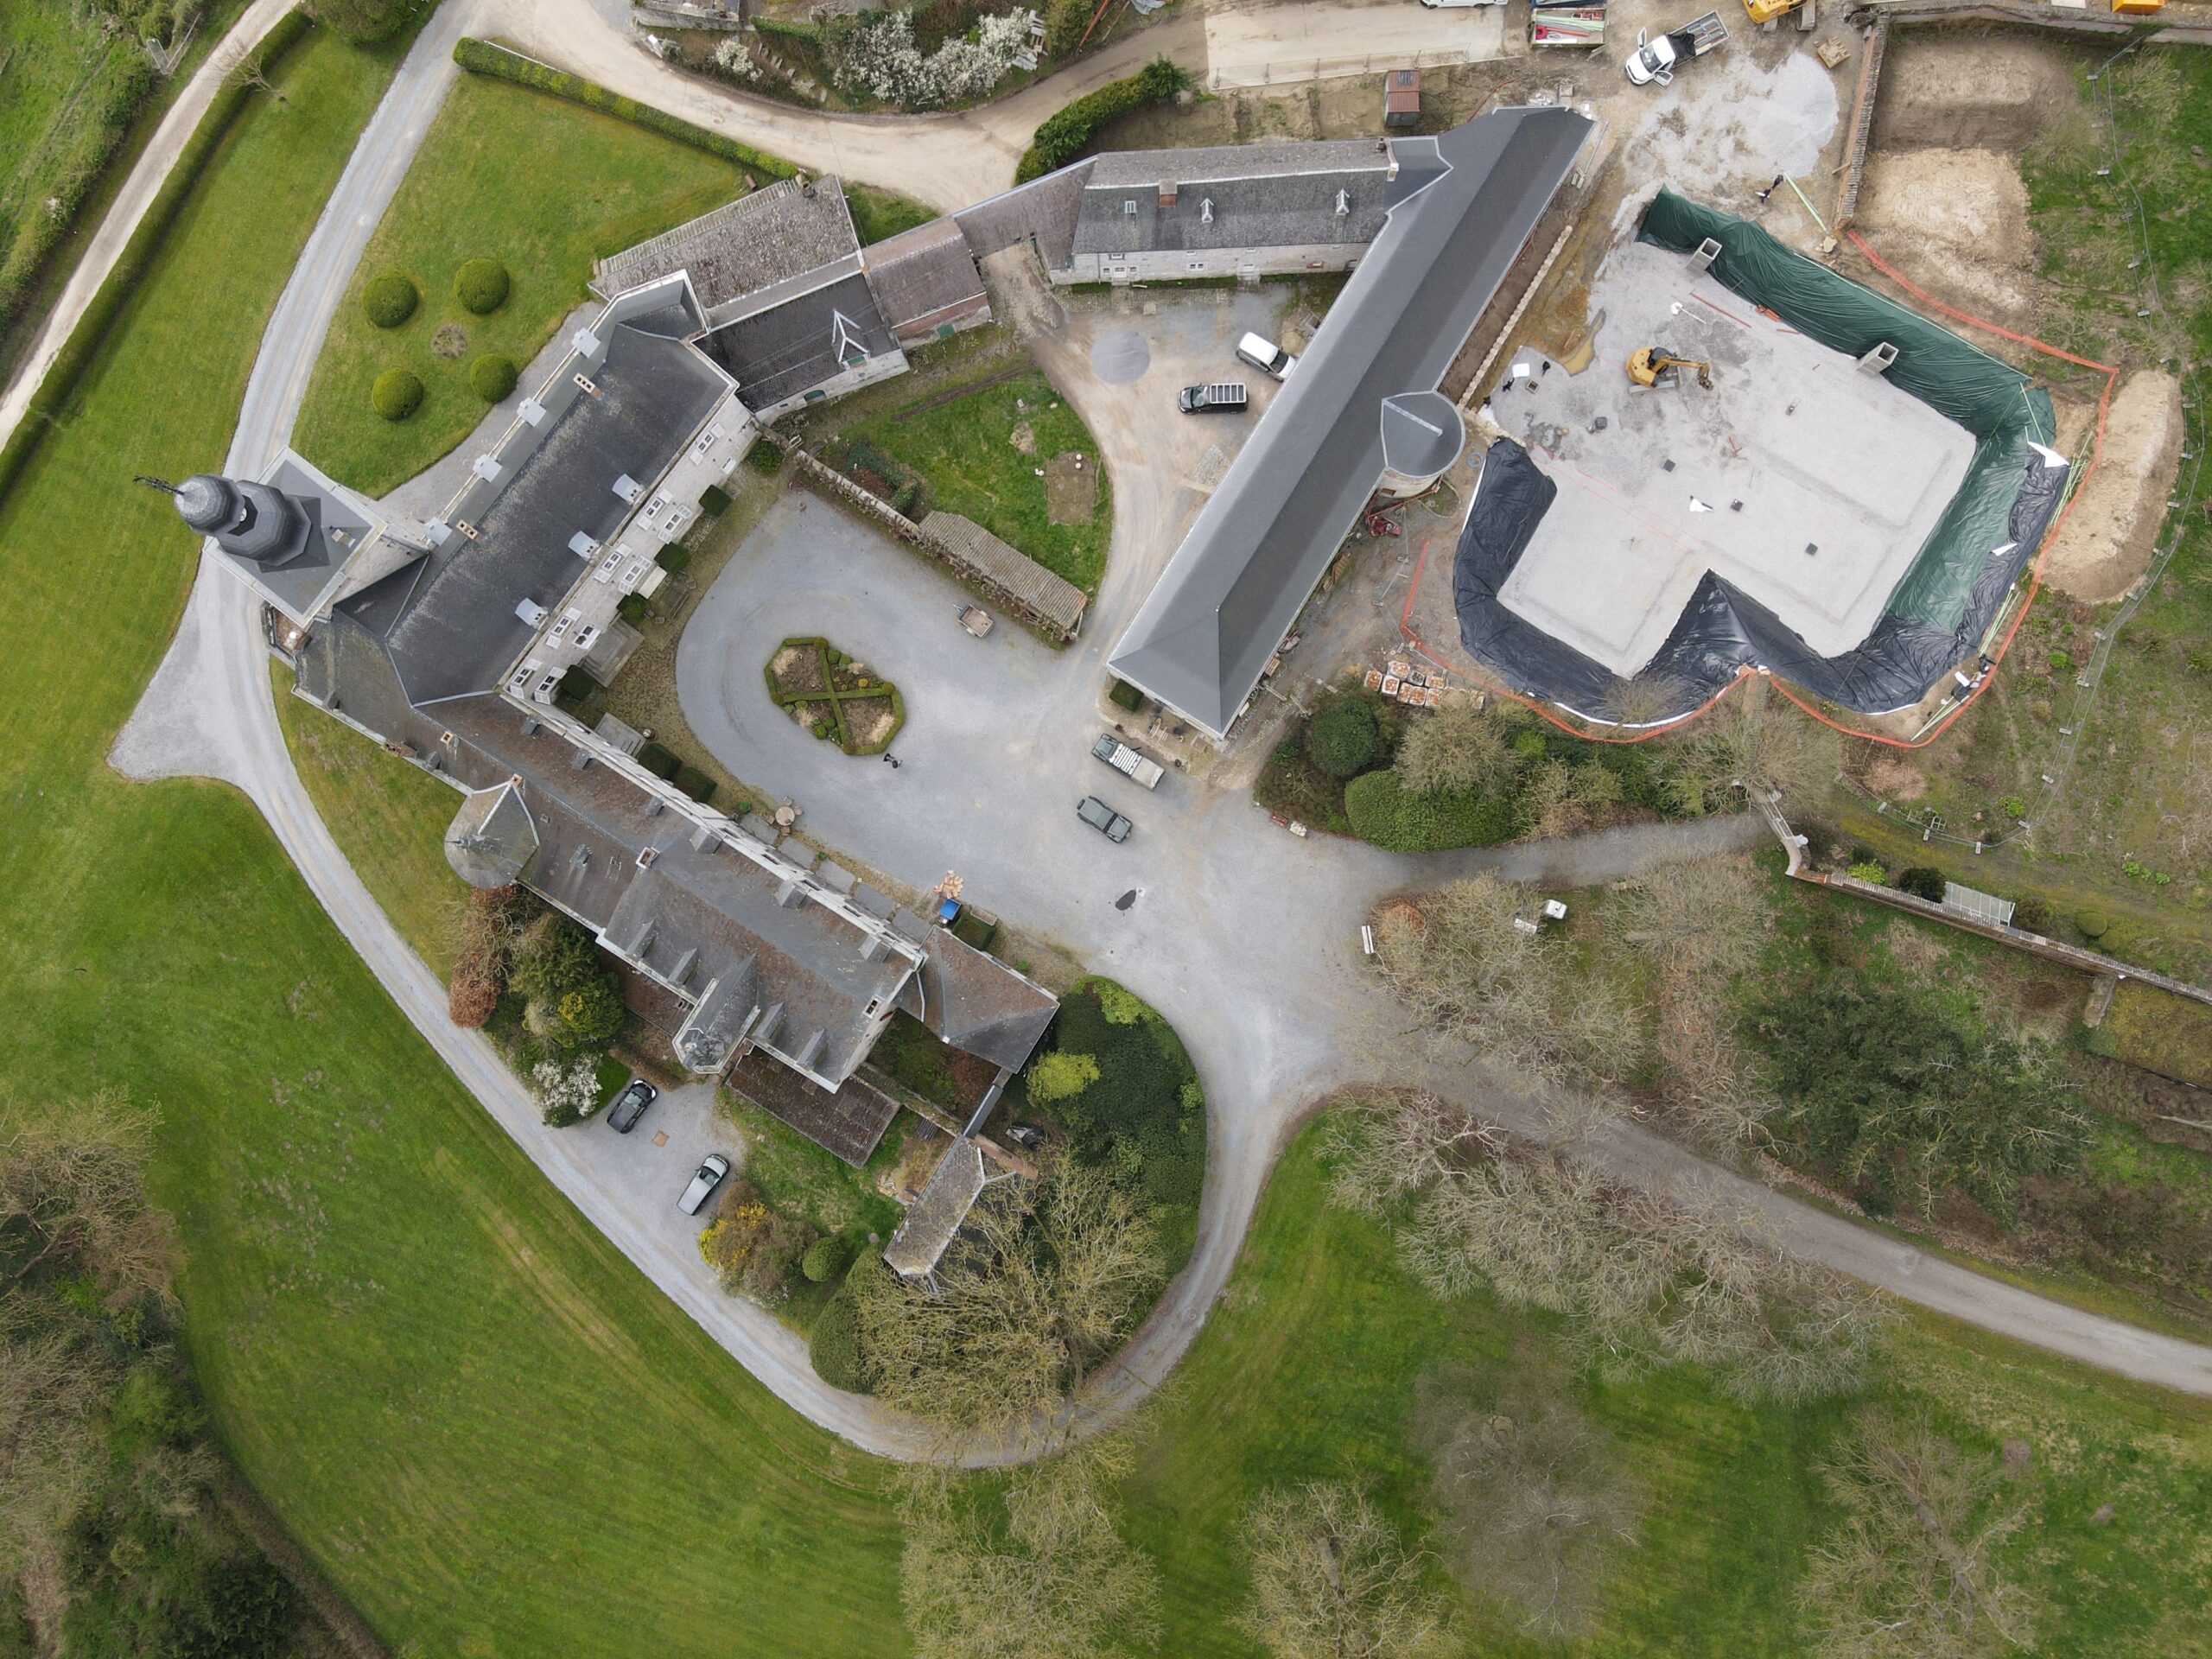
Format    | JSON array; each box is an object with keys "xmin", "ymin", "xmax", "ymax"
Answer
[
  {"xmin": 834, "ymin": 365, "xmax": 1113, "ymax": 594},
  {"xmin": 293, "ymin": 71, "xmax": 748, "ymax": 498},
  {"xmin": 0, "ymin": 0, "xmax": 251, "ymax": 378},
  {"xmin": 0, "ymin": 28, "xmax": 908, "ymax": 1656},
  {"xmin": 1119, "ymin": 1119, "xmax": 2212, "ymax": 1656},
  {"xmin": 845, "ymin": 181, "xmax": 937, "ymax": 246}
]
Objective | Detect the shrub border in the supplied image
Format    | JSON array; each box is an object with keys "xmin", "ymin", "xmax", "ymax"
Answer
[
  {"xmin": 0, "ymin": 9, "xmax": 318, "ymax": 510},
  {"xmin": 452, "ymin": 38, "xmax": 796, "ymax": 181}
]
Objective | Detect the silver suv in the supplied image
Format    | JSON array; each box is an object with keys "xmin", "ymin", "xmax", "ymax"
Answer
[{"xmin": 679, "ymin": 1154, "xmax": 731, "ymax": 1216}]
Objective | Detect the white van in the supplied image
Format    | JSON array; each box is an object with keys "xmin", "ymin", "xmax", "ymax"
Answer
[{"xmin": 1235, "ymin": 332, "xmax": 1298, "ymax": 380}]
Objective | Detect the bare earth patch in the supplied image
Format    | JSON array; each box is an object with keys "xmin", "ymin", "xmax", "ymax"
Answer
[
  {"xmin": 1864, "ymin": 754, "xmax": 1928, "ymax": 801},
  {"xmin": 1853, "ymin": 148, "xmax": 2040, "ymax": 327},
  {"xmin": 848, "ymin": 696, "xmax": 898, "ymax": 750},
  {"xmin": 2044, "ymin": 369, "xmax": 2184, "ymax": 605},
  {"xmin": 1008, "ymin": 421, "xmax": 1037, "ymax": 454},
  {"xmin": 431, "ymin": 322, "xmax": 469, "ymax": 359},
  {"xmin": 772, "ymin": 645, "xmax": 827, "ymax": 696},
  {"xmin": 1045, "ymin": 451, "xmax": 1096, "ymax": 525},
  {"xmin": 1871, "ymin": 32, "xmax": 2076, "ymax": 151}
]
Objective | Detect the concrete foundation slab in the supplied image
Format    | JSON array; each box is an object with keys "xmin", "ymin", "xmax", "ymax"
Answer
[{"xmin": 1485, "ymin": 239, "xmax": 1974, "ymax": 678}]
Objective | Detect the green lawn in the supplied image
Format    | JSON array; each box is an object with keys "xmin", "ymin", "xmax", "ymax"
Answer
[
  {"xmin": 837, "ymin": 366, "xmax": 1112, "ymax": 594},
  {"xmin": 0, "ymin": 28, "xmax": 906, "ymax": 1657},
  {"xmin": 1120, "ymin": 1118, "xmax": 2212, "ymax": 1656},
  {"xmin": 293, "ymin": 70, "xmax": 748, "ymax": 498},
  {"xmin": 845, "ymin": 181, "xmax": 937, "ymax": 246}
]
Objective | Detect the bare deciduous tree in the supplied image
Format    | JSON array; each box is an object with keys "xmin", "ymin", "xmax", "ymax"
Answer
[
  {"xmin": 857, "ymin": 1160, "xmax": 1160, "ymax": 1440},
  {"xmin": 1659, "ymin": 679, "xmax": 1838, "ymax": 814},
  {"xmin": 1427, "ymin": 1389, "xmax": 1637, "ymax": 1640},
  {"xmin": 0, "ymin": 1090, "xmax": 174, "ymax": 1309},
  {"xmin": 1610, "ymin": 855, "xmax": 1775, "ymax": 1146},
  {"xmin": 1393, "ymin": 701, "xmax": 1517, "ymax": 797},
  {"xmin": 224, "ymin": 48, "xmax": 289, "ymax": 105},
  {"xmin": 1797, "ymin": 1408, "xmax": 2034, "ymax": 1658},
  {"xmin": 899, "ymin": 1438, "xmax": 1162, "ymax": 1659},
  {"xmin": 1237, "ymin": 1482, "xmax": 1448, "ymax": 1659},
  {"xmin": 1325, "ymin": 1096, "xmax": 1892, "ymax": 1402},
  {"xmin": 1371, "ymin": 875, "xmax": 1646, "ymax": 1089}
]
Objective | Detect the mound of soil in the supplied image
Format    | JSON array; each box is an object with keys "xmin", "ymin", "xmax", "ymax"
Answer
[{"xmin": 2044, "ymin": 370, "xmax": 2184, "ymax": 605}]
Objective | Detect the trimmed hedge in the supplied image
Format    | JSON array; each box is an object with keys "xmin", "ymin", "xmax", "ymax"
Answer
[
  {"xmin": 743, "ymin": 435, "xmax": 785, "ymax": 475},
  {"xmin": 363, "ymin": 270, "xmax": 418, "ymax": 327},
  {"xmin": 1306, "ymin": 696, "xmax": 1379, "ymax": 779},
  {"xmin": 636, "ymin": 741, "xmax": 681, "ymax": 780},
  {"xmin": 674, "ymin": 764, "xmax": 718, "ymax": 804},
  {"xmin": 698, "ymin": 483, "xmax": 733, "ymax": 516},
  {"xmin": 452, "ymin": 38, "xmax": 796, "ymax": 180},
  {"xmin": 1108, "ymin": 677, "xmax": 1145, "ymax": 712},
  {"xmin": 467, "ymin": 352, "xmax": 518, "ymax": 401},
  {"xmin": 1344, "ymin": 770, "xmax": 1516, "ymax": 852},
  {"xmin": 751, "ymin": 15, "xmax": 821, "ymax": 43},
  {"xmin": 1016, "ymin": 56, "xmax": 1191, "ymax": 184},
  {"xmin": 0, "ymin": 9, "xmax": 317, "ymax": 512},
  {"xmin": 1894, "ymin": 866, "xmax": 1947, "ymax": 904},
  {"xmin": 809, "ymin": 1280, "xmax": 873, "ymax": 1392},
  {"xmin": 371, "ymin": 367, "xmax": 424, "ymax": 421},
  {"xmin": 454, "ymin": 256, "xmax": 510, "ymax": 315}
]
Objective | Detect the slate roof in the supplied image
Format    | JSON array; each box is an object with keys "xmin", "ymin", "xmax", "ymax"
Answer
[
  {"xmin": 1106, "ymin": 107, "xmax": 1592, "ymax": 736},
  {"xmin": 921, "ymin": 512, "xmax": 1089, "ymax": 636},
  {"xmin": 590, "ymin": 177, "xmax": 861, "ymax": 316},
  {"xmin": 349, "ymin": 321, "xmax": 726, "ymax": 707},
  {"xmin": 1072, "ymin": 139, "xmax": 1394, "ymax": 260},
  {"xmin": 895, "ymin": 929, "xmax": 1058, "ymax": 1072},
  {"xmin": 884, "ymin": 1137, "xmax": 991, "ymax": 1278},
  {"xmin": 699, "ymin": 270, "xmax": 899, "ymax": 413},
  {"xmin": 953, "ymin": 163, "xmax": 1096, "ymax": 272},
  {"xmin": 864, "ymin": 216, "xmax": 986, "ymax": 332}
]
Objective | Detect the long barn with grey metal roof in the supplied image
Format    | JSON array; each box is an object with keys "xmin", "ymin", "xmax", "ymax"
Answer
[{"xmin": 1106, "ymin": 106, "xmax": 1593, "ymax": 739}]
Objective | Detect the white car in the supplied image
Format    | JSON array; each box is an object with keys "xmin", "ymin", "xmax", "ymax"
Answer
[
  {"xmin": 1235, "ymin": 332, "xmax": 1298, "ymax": 380},
  {"xmin": 678, "ymin": 1153, "xmax": 731, "ymax": 1216}
]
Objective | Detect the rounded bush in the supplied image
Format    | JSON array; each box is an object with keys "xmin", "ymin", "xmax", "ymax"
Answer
[
  {"xmin": 468, "ymin": 352, "xmax": 518, "ymax": 403},
  {"xmin": 809, "ymin": 1287, "xmax": 873, "ymax": 1392},
  {"xmin": 362, "ymin": 270, "xmax": 417, "ymax": 328},
  {"xmin": 1305, "ymin": 697, "xmax": 1380, "ymax": 779},
  {"xmin": 1894, "ymin": 866, "xmax": 1947, "ymax": 904},
  {"xmin": 370, "ymin": 367, "xmax": 424, "ymax": 422},
  {"xmin": 801, "ymin": 1233, "xmax": 854, "ymax": 1284},
  {"xmin": 2075, "ymin": 910, "xmax": 2110, "ymax": 941},
  {"xmin": 454, "ymin": 256, "xmax": 511, "ymax": 315}
]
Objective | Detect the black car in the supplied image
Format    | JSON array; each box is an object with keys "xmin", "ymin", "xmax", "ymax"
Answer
[
  {"xmin": 606, "ymin": 1077, "xmax": 657, "ymax": 1134},
  {"xmin": 1177, "ymin": 382, "xmax": 1249, "ymax": 414}
]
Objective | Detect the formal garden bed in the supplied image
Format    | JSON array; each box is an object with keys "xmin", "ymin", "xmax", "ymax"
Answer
[{"xmin": 764, "ymin": 636, "xmax": 906, "ymax": 754}]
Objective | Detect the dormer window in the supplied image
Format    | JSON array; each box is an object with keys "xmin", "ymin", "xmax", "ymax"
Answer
[
  {"xmin": 1200, "ymin": 197, "xmax": 1214, "ymax": 225},
  {"xmin": 1335, "ymin": 188, "xmax": 1351, "ymax": 217},
  {"xmin": 1123, "ymin": 199, "xmax": 1138, "ymax": 216}
]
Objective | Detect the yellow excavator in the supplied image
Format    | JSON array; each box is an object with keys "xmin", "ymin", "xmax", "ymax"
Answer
[{"xmin": 1625, "ymin": 346, "xmax": 1713, "ymax": 391}]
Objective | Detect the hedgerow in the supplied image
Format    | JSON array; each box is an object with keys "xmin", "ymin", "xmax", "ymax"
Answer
[{"xmin": 1015, "ymin": 56, "xmax": 1191, "ymax": 183}]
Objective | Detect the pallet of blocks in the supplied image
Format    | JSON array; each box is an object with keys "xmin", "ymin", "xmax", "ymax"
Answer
[{"xmin": 1530, "ymin": 0, "xmax": 1605, "ymax": 48}]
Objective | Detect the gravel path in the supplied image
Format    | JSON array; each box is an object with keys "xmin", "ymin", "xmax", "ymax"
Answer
[{"xmin": 99, "ymin": 0, "xmax": 2212, "ymax": 1470}]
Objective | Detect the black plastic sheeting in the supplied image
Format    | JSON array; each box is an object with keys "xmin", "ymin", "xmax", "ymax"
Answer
[{"xmin": 1451, "ymin": 192, "xmax": 2071, "ymax": 721}]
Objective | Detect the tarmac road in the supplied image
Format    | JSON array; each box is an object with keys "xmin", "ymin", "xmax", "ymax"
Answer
[{"xmin": 98, "ymin": 0, "xmax": 2212, "ymax": 1465}]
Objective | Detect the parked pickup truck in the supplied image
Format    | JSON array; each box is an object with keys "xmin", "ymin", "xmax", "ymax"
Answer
[
  {"xmin": 1178, "ymin": 383, "xmax": 1249, "ymax": 415},
  {"xmin": 1091, "ymin": 733, "xmax": 1165, "ymax": 789},
  {"xmin": 1077, "ymin": 796, "xmax": 1134, "ymax": 842},
  {"xmin": 1624, "ymin": 11, "xmax": 1727, "ymax": 85}
]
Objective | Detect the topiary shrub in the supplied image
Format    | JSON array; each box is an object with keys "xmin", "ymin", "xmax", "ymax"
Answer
[
  {"xmin": 801, "ymin": 1234, "xmax": 854, "ymax": 1283},
  {"xmin": 371, "ymin": 367, "xmax": 424, "ymax": 422},
  {"xmin": 363, "ymin": 270, "xmax": 417, "ymax": 327},
  {"xmin": 1894, "ymin": 867, "xmax": 1947, "ymax": 904},
  {"xmin": 1108, "ymin": 677, "xmax": 1145, "ymax": 712},
  {"xmin": 698, "ymin": 483, "xmax": 733, "ymax": 515},
  {"xmin": 1344, "ymin": 771, "xmax": 1515, "ymax": 852},
  {"xmin": 454, "ymin": 256, "xmax": 511, "ymax": 315},
  {"xmin": 1306, "ymin": 697, "xmax": 1380, "ymax": 779},
  {"xmin": 467, "ymin": 352, "xmax": 518, "ymax": 402},
  {"xmin": 1846, "ymin": 860, "xmax": 1887, "ymax": 883},
  {"xmin": 2075, "ymin": 910, "xmax": 2110, "ymax": 941},
  {"xmin": 810, "ymin": 1282, "xmax": 874, "ymax": 1391},
  {"xmin": 674, "ymin": 764, "xmax": 717, "ymax": 804}
]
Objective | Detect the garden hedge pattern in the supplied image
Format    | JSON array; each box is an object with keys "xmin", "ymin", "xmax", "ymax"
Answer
[
  {"xmin": 467, "ymin": 352, "xmax": 518, "ymax": 402},
  {"xmin": 763, "ymin": 636, "xmax": 906, "ymax": 756},
  {"xmin": 454, "ymin": 256, "xmax": 510, "ymax": 315},
  {"xmin": 1015, "ymin": 56, "xmax": 1190, "ymax": 183}
]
